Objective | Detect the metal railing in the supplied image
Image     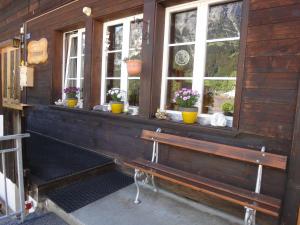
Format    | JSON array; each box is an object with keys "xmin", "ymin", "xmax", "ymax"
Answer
[{"xmin": 0, "ymin": 133, "xmax": 30, "ymax": 223}]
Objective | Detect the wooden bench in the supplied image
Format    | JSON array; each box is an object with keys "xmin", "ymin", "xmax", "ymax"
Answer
[{"xmin": 124, "ymin": 129, "xmax": 288, "ymax": 225}]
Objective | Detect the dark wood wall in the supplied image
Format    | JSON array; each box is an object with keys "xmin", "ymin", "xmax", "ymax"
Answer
[
  {"xmin": 240, "ymin": 0, "xmax": 300, "ymax": 141},
  {"xmin": 1, "ymin": 0, "xmax": 300, "ymax": 224}
]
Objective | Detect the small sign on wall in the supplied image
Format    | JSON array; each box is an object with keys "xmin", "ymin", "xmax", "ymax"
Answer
[{"xmin": 27, "ymin": 38, "xmax": 48, "ymax": 64}]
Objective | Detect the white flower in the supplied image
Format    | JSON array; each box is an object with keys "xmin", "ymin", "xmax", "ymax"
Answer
[
  {"xmin": 117, "ymin": 93, "xmax": 121, "ymax": 98},
  {"xmin": 111, "ymin": 90, "xmax": 115, "ymax": 95}
]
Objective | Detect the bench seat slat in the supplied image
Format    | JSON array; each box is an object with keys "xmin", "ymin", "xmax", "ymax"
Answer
[
  {"xmin": 125, "ymin": 160, "xmax": 281, "ymax": 217},
  {"xmin": 141, "ymin": 130, "xmax": 287, "ymax": 170}
]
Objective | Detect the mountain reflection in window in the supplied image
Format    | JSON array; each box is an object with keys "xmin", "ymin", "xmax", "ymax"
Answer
[
  {"xmin": 207, "ymin": 1, "xmax": 243, "ymax": 40},
  {"xmin": 170, "ymin": 9, "xmax": 197, "ymax": 44}
]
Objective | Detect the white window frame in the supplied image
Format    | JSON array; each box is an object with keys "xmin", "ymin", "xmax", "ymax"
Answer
[
  {"xmin": 160, "ymin": 0, "xmax": 241, "ymax": 118},
  {"xmin": 100, "ymin": 14, "xmax": 143, "ymax": 106},
  {"xmin": 62, "ymin": 28, "xmax": 86, "ymax": 99}
]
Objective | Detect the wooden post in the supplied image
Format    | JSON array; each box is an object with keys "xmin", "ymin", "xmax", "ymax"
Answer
[
  {"xmin": 298, "ymin": 208, "xmax": 300, "ymax": 225},
  {"xmin": 83, "ymin": 17, "xmax": 102, "ymax": 109},
  {"xmin": 282, "ymin": 80, "xmax": 300, "ymax": 225},
  {"xmin": 139, "ymin": 0, "xmax": 165, "ymax": 118}
]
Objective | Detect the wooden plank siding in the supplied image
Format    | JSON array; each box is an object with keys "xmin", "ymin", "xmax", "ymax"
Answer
[
  {"xmin": 239, "ymin": 0, "xmax": 300, "ymax": 141},
  {"xmin": 0, "ymin": 0, "xmax": 300, "ymax": 224}
]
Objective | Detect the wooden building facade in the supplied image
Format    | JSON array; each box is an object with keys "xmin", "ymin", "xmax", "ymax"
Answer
[{"xmin": 0, "ymin": 0, "xmax": 300, "ymax": 224}]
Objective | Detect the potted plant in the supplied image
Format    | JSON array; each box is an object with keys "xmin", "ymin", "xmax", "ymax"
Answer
[
  {"xmin": 107, "ymin": 88, "xmax": 124, "ymax": 114},
  {"xmin": 174, "ymin": 88, "xmax": 200, "ymax": 124},
  {"xmin": 64, "ymin": 87, "xmax": 80, "ymax": 108},
  {"xmin": 222, "ymin": 102, "xmax": 234, "ymax": 116},
  {"xmin": 123, "ymin": 53, "xmax": 142, "ymax": 76}
]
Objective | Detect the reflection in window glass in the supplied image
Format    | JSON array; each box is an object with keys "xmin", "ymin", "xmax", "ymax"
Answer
[
  {"xmin": 68, "ymin": 59, "xmax": 77, "ymax": 78},
  {"xmin": 70, "ymin": 37, "xmax": 78, "ymax": 57},
  {"xmin": 128, "ymin": 79, "xmax": 140, "ymax": 106},
  {"xmin": 106, "ymin": 52, "xmax": 122, "ymax": 77},
  {"xmin": 170, "ymin": 9, "xmax": 197, "ymax": 43},
  {"xmin": 205, "ymin": 41, "xmax": 240, "ymax": 77},
  {"xmin": 130, "ymin": 20, "xmax": 143, "ymax": 49},
  {"xmin": 107, "ymin": 24, "xmax": 123, "ymax": 51},
  {"xmin": 202, "ymin": 80, "xmax": 236, "ymax": 114},
  {"xmin": 207, "ymin": 1, "xmax": 243, "ymax": 40}
]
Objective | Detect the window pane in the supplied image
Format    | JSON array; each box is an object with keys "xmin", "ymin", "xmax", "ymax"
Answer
[
  {"xmin": 67, "ymin": 58, "xmax": 77, "ymax": 78},
  {"xmin": 10, "ymin": 50, "xmax": 15, "ymax": 99},
  {"xmin": 81, "ymin": 56, "xmax": 84, "ymax": 78},
  {"xmin": 205, "ymin": 41, "xmax": 239, "ymax": 77},
  {"xmin": 170, "ymin": 9, "xmax": 197, "ymax": 43},
  {"xmin": 130, "ymin": 20, "xmax": 143, "ymax": 49},
  {"xmin": 106, "ymin": 52, "xmax": 122, "ymax": 77},
  {"xmin": 207, "ymin": 1, "xmax": 243, "ymax": 40},
  {"xmin": 166, "ymin": 80, "xmax": 192, "ymax": 110},
  {"xmin": 82, "ymin": 32, "xmax": 85, "ymax": 54},
  {"xmin": 105, "ymin": 79, "xmax": 121, "ymax": 103},
  {"xmin": 107, "ymin": 24, "xmax": 123, "ymax": 51},
  {"xmin": 15, "ymin": 50, "xmax": 20, "ymax": 100},
  {"xmin": 3, "ymin": 52, "xmax": 7, "ymax": 98},
  {"xmin": 67, "ymin": 79, "xmax": 77, "ymax": 87},
  {"xmin": 80, "ymin": 79, "xmax": 84, "ymax": 99},
  {"xmin": 128, "ymin": 79, "xmax": 140, "ymax": 106},
  {"xmin": 168, "ymin": 45, "xmax": 194, "ymax": 77},
  {"xmin": 70, "ymin": 37, "xmax": 78, "ymax": 57},
  {"xmin": 202, "ymin": 80, "xmax": 236, "ymax": 114}
]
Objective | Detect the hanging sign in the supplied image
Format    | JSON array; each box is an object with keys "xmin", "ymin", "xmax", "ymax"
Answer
[{"xmin": 27, "ymin": 38, "xmax": 48, "ymax": 64}]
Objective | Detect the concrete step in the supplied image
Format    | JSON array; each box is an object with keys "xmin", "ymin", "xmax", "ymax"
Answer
[
  {"xmin": 0, "ymin": 211, "xmax": 68, "ymax": 225},
  {"xmin": 45, "ymin": 183, "xmax": 244, "ymax": 225}
]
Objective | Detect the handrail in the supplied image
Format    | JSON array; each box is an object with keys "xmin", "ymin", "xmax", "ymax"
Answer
[
  {"xmin": 0, "ymin": 133, "xmax": 30, "ymax": 141},
  {"xmin": 0, "ymin": 133, "xmax": 30, "ymax": 223}
]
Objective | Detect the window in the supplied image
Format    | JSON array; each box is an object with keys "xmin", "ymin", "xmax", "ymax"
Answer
[
  {"xmin": 63, "ymin": 28, "xmax": 85, "ymax": 99},
  {"xmin": 1, "ymin": 47, "xmax": 20, "ymax": 103},
  {"xmin": 160, "ymin": 0, "xmax": 243, "ymax": 116},
  {"xmin": 101, "ymin": 14, "xmax": 143, "ymax": 106}
]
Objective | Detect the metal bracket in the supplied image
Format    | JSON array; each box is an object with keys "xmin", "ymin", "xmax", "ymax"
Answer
[
  {"xmin": 133, "ymin": 128, "xmax": 162, "ymax": 204},
  {"xmin": 244, "ymin": 207, "xmax": 256, "ymax": 225},
  {"xmin": 243, "ymin": 146, "xmax": 265, "ymax": 225}
]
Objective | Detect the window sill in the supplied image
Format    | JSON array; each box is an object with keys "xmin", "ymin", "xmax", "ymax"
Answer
[
  {"xmin": 165, "ymin": 110, "xmax": 233, "ymax": 128},
  {"xmin": 3, "ymin": 101, "xmax": 32, "ymax": 111},
  {"xmin": 48, "ymin": 105, "xmax": 239, "ymax": 137}
]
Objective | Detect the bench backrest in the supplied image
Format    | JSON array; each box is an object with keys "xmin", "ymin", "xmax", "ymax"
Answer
[{"xmin": 141, "ymin": 130, "xmax": 287, "ymax": 170}]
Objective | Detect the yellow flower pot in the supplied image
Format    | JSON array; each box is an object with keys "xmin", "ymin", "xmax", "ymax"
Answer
[
  {"xmin": 110, "ymin": 102, "xmax": 124, "ymax": 114},
  {"xmin": 179, "ymin": 107, "xmax": 198, "ymax": 124},
  {"xmin": 66, "ymin": 98, "xmax": 78, "ymax": 108}
]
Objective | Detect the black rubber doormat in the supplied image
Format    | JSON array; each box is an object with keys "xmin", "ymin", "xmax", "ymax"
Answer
[
  {"xmin": 47, "ymin": 170, "xmax": 133, "ymax": 213},
  {"xmin": 26, "ymin": 132, "xmax": 113, "ymax": 182}
]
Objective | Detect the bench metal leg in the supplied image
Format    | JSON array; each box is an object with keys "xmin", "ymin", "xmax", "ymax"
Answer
[
  {"xmin": 151, "ymin": 175, "xmax": 158, "ymax": 192},
  {"xmin": 134, "ymin": 169, "xmax": 141, "ymax": 204},
  {"xmin": 244, "ymin": 207, "xmax": 256, "ymax": 225}
]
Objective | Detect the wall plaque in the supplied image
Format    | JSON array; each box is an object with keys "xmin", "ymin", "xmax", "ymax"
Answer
[{"xmin": 27, "ymin": 38, "xmax": 48, "ymax": 64}]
